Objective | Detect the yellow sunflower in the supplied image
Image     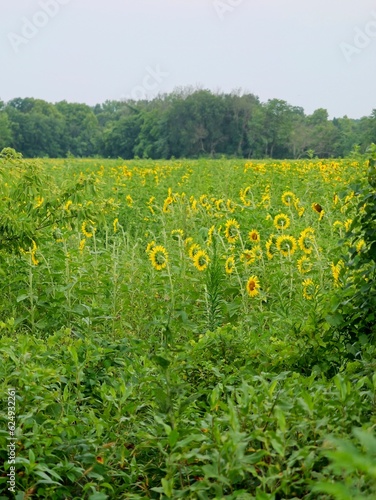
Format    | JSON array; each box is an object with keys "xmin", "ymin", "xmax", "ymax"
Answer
[
  {"xmin": 276, "ymin": 235, "xmax": 297, "ymax": 257},
  {"xmin": 298, "ymin": 228, "xmax": 315, "ymax": 255},
  {"xmin": 241, "ymin": 250, "xmax": 255, "ymax": 265},
  {"xmin": 149, "ymin": 245, "xmax": 168, "ymax": 271},
  {"xmin": 207, "ymin": 225, "xmax": 215, "ymax": 246},
  {"xmin": 145, "ymin": 241, "xmax": 156, "ymax": 254},
  {"xmin": 297, "ymin": 256, "xmax": 312, "ymax": 274},
  {"xmin": 281, "ymin": 191, "xmax": 296, "ymax": 207},
  {"xmin": 113, "ymin": 218, "xmax": 119, "ymax": 233},
  {"xmin": 171, "ymin": 229, "xmax": 184, "ymax": 241},
  {"xmin": 193, "ymin": 250, "xmax": 210, "ymax": 272},
  {"xmin": 188, "ymin": 243, "xmax": 201, "ymax": 260},
  {"xmin": 246, "ymin": 275, "xmax": 260, "ymax": 298},
  {"xmin": 312, "ymin": 202, "xmax": 323, "ymax": 214},
  {"xmin": 273, "ymin": 213, "xmax": 291, "ymax": 231},
  {"xmin": 265, "ymin": 235, "xmax": 277, "ymax": 260},
  {"xmin": 248, "ymin": 229, "xmax": 260, "ymax": 244},
  {"xmin": 240, "ymin": 186, "xmax": 252, "ymax": 206},
  {"xmin": 81, "ymin": 221, "xmax": 96, "ymax": 238},
  {"xmin": 224, "ymin": 219, "xmax": 240, "ymax": 244},
  {"xmin": 225, "ymin": 255, "xmax": 235, "ymax": 274},
  {"xmin": 302, "ymin": 278, "xmax": 316, "ymax": 300}
]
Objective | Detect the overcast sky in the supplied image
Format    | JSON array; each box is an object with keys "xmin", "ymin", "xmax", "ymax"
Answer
[{"xmin": 1, "ymin": 0, "xmax": 376, "ymax": 118}]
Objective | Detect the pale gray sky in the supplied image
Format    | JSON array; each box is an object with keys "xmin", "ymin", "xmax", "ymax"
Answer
[{"xmin": 2, "ymin": 0, "xmax": 376, "ymax": 118}]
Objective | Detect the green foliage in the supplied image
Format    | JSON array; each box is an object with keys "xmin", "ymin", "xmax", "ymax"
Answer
[
  {"xmin": 313, "ymin": 426, "xmax": 376, "ymax": 499},
  {"xmin": 331, "ymin": 144, "xmax": 376, "ymax": 347},
  {"xmin": 2, "ymin": 94, "xmax": 376, "ymax": 159}
]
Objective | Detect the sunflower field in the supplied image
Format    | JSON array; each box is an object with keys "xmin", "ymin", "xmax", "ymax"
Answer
[{"xmin": 1, "ymin": 148, "xmax": 376, "ymax": 499}]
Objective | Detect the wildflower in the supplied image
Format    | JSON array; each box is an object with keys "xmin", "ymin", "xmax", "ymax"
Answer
[
  {"xmin": 276, "ymin": 235, "xmax": 297, "ymax": 257},
  {"xmin": 297, "ymin": 256, "xmax": 312, "ymax": 274},
  {"xmin": 248, "ymin": 230, "xmax": 260, "ymax": 244},
  {"xmin": 149, "ymin": 245, "xmax": 168, "ymax": 271},
  {"xmin": 113, "ymin": 218, "xmax": 119, "ymax": 233},
  {"xmin": 281, "ymin": 191, "xmax": 296, "ymax": 207},
  {"xmin": 298, "ymin": 228, "xmax": 315, "ymax": 255},
  {"xmin": 193, "ymin": 250, "xmax": 210, "ymax": 271},
  {"xmin": 246, "ymin": 275, "xmax": 260, "ymax": 298},
  {"xmin": 199, "ymin": 194, "xmax": 210, "ymax": 208},
  {"xmin": 225, "ymin": 255, "xmax": 235, "ymax": 274},
  {"xmin": 273, "ymin": 213, "xmax": 291, "ymax": 231},
  {"xmin": 224, "ymin": 219, "xmax": 240, "ymax": 244},
  {"xmin": 126, "ymin": 195, "xmax": 133, "ymax": 206}
]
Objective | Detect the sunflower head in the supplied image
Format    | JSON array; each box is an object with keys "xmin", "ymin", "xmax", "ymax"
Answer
[
  {"xmin": 281, "ymin": 191, "xmax": 296, "ymax": 207},
  {"xmin": 150, "ymin": 245, "xmax": 168, "ymax": 271},
  {"xmin": 312, "ymin": 202, "xmax": 323, "ymax": 214},
  {"xmin": 224, "ymin": 219, "xmax": 240, "ymax": 243},
  {"xmin": 276, "ymin": 235, "xmax": 297, "ymax": 257},
  {"xmin": 273, "ymin": 213, "xmax": 291, "ymax": 231},
  {"xmin": 302, "ymin": 278, "xmax": 317, "ymax": 300},
  {"xmin": 298, "ymin": 228, "xmax": 315, "ymax": 255},
  {"xmin": 246, "ymin": 275, "xmax": 260, "ymax": 297},
  {"xmin": 248, "ymin": 230, "xmax": 260, "ymax": 243},
  {"xmin": 193, "ymin": 250, "xmax": 210, "ymax": 272},
  {"xmin": 297, "ymin": 256, "xmax": 312, "ymax": 274},
  {"xmin": 225, "ymin": 255, "xmax": 235, "ymax": 274}
]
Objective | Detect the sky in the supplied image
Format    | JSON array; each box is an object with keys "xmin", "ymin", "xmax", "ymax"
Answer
[{"xmin": 1, "ymin": 0, "xmax": 376, "ymax": 119}]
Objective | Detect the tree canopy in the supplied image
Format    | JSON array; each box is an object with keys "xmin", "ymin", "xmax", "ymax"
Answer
[{"xmin": 0, "ymin": 90, "xmax": 375, "ymax": 159}]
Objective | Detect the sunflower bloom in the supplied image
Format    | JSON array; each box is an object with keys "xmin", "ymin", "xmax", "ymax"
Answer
[
  {"xmin": 171, "ymin": 229, "xmax": 184, "ymax": 241},
  {"xmin": 297, "ymin": 256, "xmax": 312, "ymax": 274},
  {"xmin": 150, "ymin": 245, "xmax": 168, "ymax": 271},
  {"xmin": 225, "ymin": 255, "xmax": 235, "ymax": 274},
  {"xmin": 224, "ymin": 219, "xmax": 240, "ymax": 244},
  {"xmin": 193, "ymin": 250, "xmax": 210, "ymax": 272},
  {"xmin": 240, "ymin": 187, "xmax": 252, "ymax": 207},
  {"xmin": 265, "ymin": 235, "xmax": 277, "ymax": 260},
  {"xmin": 356, "ymin": 239, "xmax": 365, "ymax": 253},
  {"xmin": 113, "ymin": 218, "xmax": 119, "ymax": 233},
  {"xmin": 276, "ymin": 235, "xmax": 297, "ymax": 257},
  {"xmin": 188, "ymin": 243, "xmax": 201, "ymax": 260},
  {"xmin": 241, "ymin": 250, "xmax": 255, "ymax": 265},
  {"xmin": 246, "ymin": 275, "xmax": 260, "ymax": 298},
  {"xmin": 281, "ymin": 191, "xmax": 296, "ymax": 207},
  {"xmin": 146, "ymin": 241, "xmax": 156, "ymax": 254},
  {"xmin": 298, "ymin": 228, "xmax": 315, "ymax": 255},
  {"xmin": 207, "ymin": 225, "xmax": 215, "ymax": 246},
  {"xmin": 248, "ymin": 230, "xmax": 260, "ymax": 244},
  {"xmin": 312, "ymin": 203, "xmax": 323, "ymax": 214},
  {"xmin": 273, "ymin": 213, "xmax": 291, "ymax": 231},
  {"xmin": 302, "ymin": 278, "xmax": 317, "ymax": 300},
  {"xmin": 82, "ymin": 221, "xmax": 96, "ymax": 238}
]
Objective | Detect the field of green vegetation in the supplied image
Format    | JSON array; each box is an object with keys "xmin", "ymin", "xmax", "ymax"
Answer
[{"xmin": 0, "ymin": 147, "xmax": 376, "ymax": 499}]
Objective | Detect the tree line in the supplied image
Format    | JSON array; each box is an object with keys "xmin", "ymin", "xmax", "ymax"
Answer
[{"xmin": 0, "ymin": 89, "xmax": 375, "ymax": 159}]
